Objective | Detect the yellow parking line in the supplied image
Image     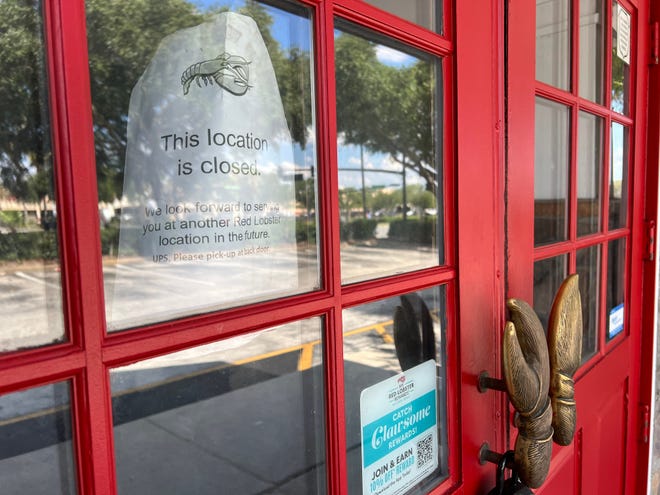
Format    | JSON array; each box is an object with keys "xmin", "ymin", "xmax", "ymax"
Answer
[
  {"xmin": 298, "ymin": 343, "xmax": 315, "ymax": 371},
  {"xmin": 1, "ymin": 320, "xmax": 405, "ymax": 426},
  {"xmin": 373, "ymin": 322, "xmax": 395, "ymax": 344}
]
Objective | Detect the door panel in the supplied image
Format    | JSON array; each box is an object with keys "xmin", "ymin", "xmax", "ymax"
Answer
[
  {"xmin": 573, "ymin": 342, "xmax": 629, "ymax": 495},
  {"xmin": 508, "ymin": 0, "xmax": 651, "ymax": 493}
]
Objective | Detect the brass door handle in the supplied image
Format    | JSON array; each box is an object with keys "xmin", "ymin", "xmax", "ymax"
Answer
[
  {"xmin": 547, "ymin": 274, "xmax": 582, "ymax": 446},
  {"xmin": 482, "ymin": 274, "xmax": 582, "ymax": 489}
]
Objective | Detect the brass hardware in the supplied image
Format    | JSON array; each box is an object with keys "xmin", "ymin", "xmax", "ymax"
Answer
[
  {"xmin": 547, "ymin": 274, "xmax": 582, "ymax": 446},
  {"xmin": 503, "ymin": 299, "xmax": 553, "ymax": 488},
  {"xmin": 482, "ymin": 274, "xmax": 584, "ymax": 489}
]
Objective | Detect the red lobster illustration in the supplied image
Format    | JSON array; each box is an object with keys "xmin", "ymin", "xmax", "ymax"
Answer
[{"xmin": 181, "ymin": 53, "xmax": 251, "ymax": 96}]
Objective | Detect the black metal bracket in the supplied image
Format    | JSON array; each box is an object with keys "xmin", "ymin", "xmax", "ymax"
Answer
[
  {"xmin": 478, "ymin": 443, "xmax": 515, "ymax": 469},
  {"xmin": 477, "ymin": 370, "xmax": 507, "ymax": 393}
]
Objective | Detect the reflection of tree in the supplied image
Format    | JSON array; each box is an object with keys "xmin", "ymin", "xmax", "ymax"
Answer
[
  {"xmin": 0, "ymin": 0, "xmax": 52, "ymax": 203},
  {"xmin": 611, "ymin": 46, "xmax": 627, "ymax": 112},
  {"xmin": 334, "ymin": 33, "xmax": 438, "ymax": 195},
  {"xmin": 85, "ymin": 0, "xmax": 204, "ymax": 201},
  {"xmin": 0, "ymin": 0, "xmax": 313, "ymax": 205},
  {"xmin": 2, "ymin": 1, "xmax": 435, "ymax": 213}
]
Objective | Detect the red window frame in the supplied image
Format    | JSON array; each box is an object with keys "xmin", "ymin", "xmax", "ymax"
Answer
[{"xmin": 0, "ymin": 1, "xmax": 465, "ymax": 494}]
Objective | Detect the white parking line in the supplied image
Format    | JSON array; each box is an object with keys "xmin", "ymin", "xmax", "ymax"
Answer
[
  {"xmin": 114, "ymin": 264, "xmax": 216, "ymax": 287},
  {"xmin": 13, "ymin": 271, "xmax": 61, "ymax": 290}
]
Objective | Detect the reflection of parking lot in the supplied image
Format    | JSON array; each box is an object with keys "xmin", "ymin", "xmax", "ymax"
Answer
[
  {"xmin": 1, "ymin": 240, "xmax": 434, "ymax": 348},
  {"xmin": 0, "ymin": 316, "xmax": 404, "ymax": 494},
  {"xmin": 0, "ymin": 277, "xmax": 446, "ymax": 493},
  {"xmin": 0, "ymin": 264, "xmax": 64, "ymax": 351}
]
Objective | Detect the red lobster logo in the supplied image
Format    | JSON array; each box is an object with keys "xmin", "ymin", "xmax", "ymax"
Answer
[
  {"xmin": 397, "ymin": 375, "xmax": 406, "ymax": 386},
  {"xmin": 181, "ymin": 52, "xmax": 251, "ymax": 96}
]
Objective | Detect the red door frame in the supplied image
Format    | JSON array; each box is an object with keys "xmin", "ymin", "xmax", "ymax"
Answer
[
  {"xmin": 455, "ymin": 1, "xmax": 508, "ymax": 493},
  {"xmin": 637, "ymin": 0, "xmax": 660, "ymax": 492},
  {"xmin": 507, "ymin": 0, "xmax": 657, "ymax": 493},
  {"xmin": 0, "ymin": 1, "xmax": 492, "ymax": 494}
]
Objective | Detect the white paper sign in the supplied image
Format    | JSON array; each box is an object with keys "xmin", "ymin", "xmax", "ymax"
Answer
[
  {"xmin": 111, "ymin": 13, "xmax": 298, "ymax": 326},
  {"xmin": 360, "ymin": 360, "xmax": 438, "ymax": 495},
  {"xmin": 616, "ymin": 5, "xmax": 631, "ymax": 65}
]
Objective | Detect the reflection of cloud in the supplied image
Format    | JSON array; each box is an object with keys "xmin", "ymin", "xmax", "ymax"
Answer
[{"xmin": 376, "ymin": 45, "xmax": 415, "ymax": 67}]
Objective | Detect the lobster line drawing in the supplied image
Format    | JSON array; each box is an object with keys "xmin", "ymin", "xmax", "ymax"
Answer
[{"xmin": 181, "ymin": 52, "xmax": 251, "ymax": 96}]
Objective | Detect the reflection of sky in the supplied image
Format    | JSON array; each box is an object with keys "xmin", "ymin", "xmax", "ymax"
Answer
[
  {"xmin": 611, "ymin": 123, "xmax": 625, "ymax": 182},
  {"xmin": 193, "ymin": 0, "xmax": 311, "ymax": 52},
  {"xmin": 333, "ymin": 28, "xmax": 418, "ymax": 67},
  {"xmin": 375, "ymin": 45, "xmax": 416, "ymax": 67}
]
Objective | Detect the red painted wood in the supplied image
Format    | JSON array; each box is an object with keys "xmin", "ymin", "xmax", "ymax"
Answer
[
  {"xmin": 637, "ymin": 0, "xmax": 660, "ymax": 490},
  {"xmin": 455, "ymin": 1, "xmax": 506, "ymax": 493}
]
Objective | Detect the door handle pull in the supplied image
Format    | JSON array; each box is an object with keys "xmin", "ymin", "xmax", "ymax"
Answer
[
  {"xmin": 480, "ymin": 275, "xmax": 583, "ymax": 489},
  {"xmin": 503, "ymin": 299, "xmax": 553, "ymax": 489},
  {"xmin": 547, "ymin": 274, "xmax": 582, "ymax": 446}
]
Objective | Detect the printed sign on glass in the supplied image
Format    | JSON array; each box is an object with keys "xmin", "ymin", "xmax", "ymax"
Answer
[
  {"xmin": 609, "ymin": 303, "xmax": 624, "ymax": 338},
  {"xmin": 360, "ymin": 359, "xmax": 438, "ymax": 495},
  {"xmin": 111, "ymin": 13, "xmax": 298, "ymax": 328}
]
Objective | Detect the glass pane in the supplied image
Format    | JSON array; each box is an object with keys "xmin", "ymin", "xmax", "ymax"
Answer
[
  {"xmin": 609, "ymin": 122, "xmax": 629, "ymax": 229},
  {"xmin": 611, "ymin": 1, "xmax": 631, "ymax": 114},
  {"xmin": 87, "ymin": 1, "xmax": 320, "ymax": 331},
  {"xmin": 0, "ymin": 0, "xmax": 65, "ymax": 352},
  {"xmin": 537, "ymin": 0, "xmax": 571, "ymax": 90},
  {"xmin": 579, "ymin": 0, "xmax": 605, "ymax": 103},
  {"xmin": 334, "ymin": 24, "xmax": 443, "ymax": 283},
  {"xmin": 606, "ymin": 237, "xmax": 625, "ymax": 340},
  {"xmin": 361, "ymin": 0, "xmax": 441, "ymax": 33},
  {"xmin": 112, "ymin": 319, "xmax": 325, "ymax": 494},
  {"xmin": 535, "ymin": 98, "xmax": 570, "ymax": 246},
  {"xmin": 0, "ymin": 382, "xmax": 77, "ymax": 494},
  {"xmin": 576, "ymin": 245, "xmax": 600, "ymax": 361},
  {"xmin": 577, "ymin": 112, "xmax": 603, "ymax": 236},
  {"xmin": 533, "ymin": 255, "xmax": 567, "ymax": 330},
  {"xmin": 343, "ymin": 286, "xmax": 449, "ymax": 494}
]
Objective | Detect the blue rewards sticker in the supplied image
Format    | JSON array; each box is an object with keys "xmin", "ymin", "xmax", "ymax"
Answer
[
  {"xmin": 360, "ymin": 360, "xmax": 438, "ymax": 495},
  {"xmin": 609, "ymin": 303, "xmax": 624, "ymax": 338}
]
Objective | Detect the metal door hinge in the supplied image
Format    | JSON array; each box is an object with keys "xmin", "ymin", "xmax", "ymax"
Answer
[
  {"xmin": 645, "ymin": 220, "xmax": 656, "ymax": 261},
  {"xmin": 652, "ymin": 22, "xmax": 660, "ymax": 65},
  {"xmin": 640, "ymin": 404, "xmax": 651, "ymax": 443}
]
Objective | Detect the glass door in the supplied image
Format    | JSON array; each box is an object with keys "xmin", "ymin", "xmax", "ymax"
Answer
[
  {"xmin": 507, "ymin": 0, "xmax": 653, "ymax": 492},
  {"xmin": 0, "ymin": 1, "xmax": 511, "ymax": 494}
]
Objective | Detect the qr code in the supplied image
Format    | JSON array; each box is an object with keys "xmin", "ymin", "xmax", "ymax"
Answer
[{"xmin": 416, "ymin": 434, "xmax": 434, "ymax": 468}]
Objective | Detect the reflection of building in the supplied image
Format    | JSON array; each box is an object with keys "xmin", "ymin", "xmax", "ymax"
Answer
[{"xmin": 1, "ymin": 1, "xmax": 660, "ymax": 495}]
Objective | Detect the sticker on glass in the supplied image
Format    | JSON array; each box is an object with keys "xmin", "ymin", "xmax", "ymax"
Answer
[
  {"xmin": 360, "ymin": 359, "xmax": 438, "ymax": 495},
  {"xmin": 110, "ymin": 12, "xmax": 298, "ymax": 327},
  {"xmin": 609, "ymin": 303, "xmax": 624, "ymax": 338},
  {"xmin": 616, "ymin": 5, "xmax": 631, "ymax": 65}
]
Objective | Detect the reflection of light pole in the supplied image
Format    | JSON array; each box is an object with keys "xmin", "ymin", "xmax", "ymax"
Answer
[
  {"xmin": 402, "ymin": 164, "xmax": 407, "ymax": 222},
  {"xmin": 360, "ymin": 145, "xmax": 367, "ymax": 218}
]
